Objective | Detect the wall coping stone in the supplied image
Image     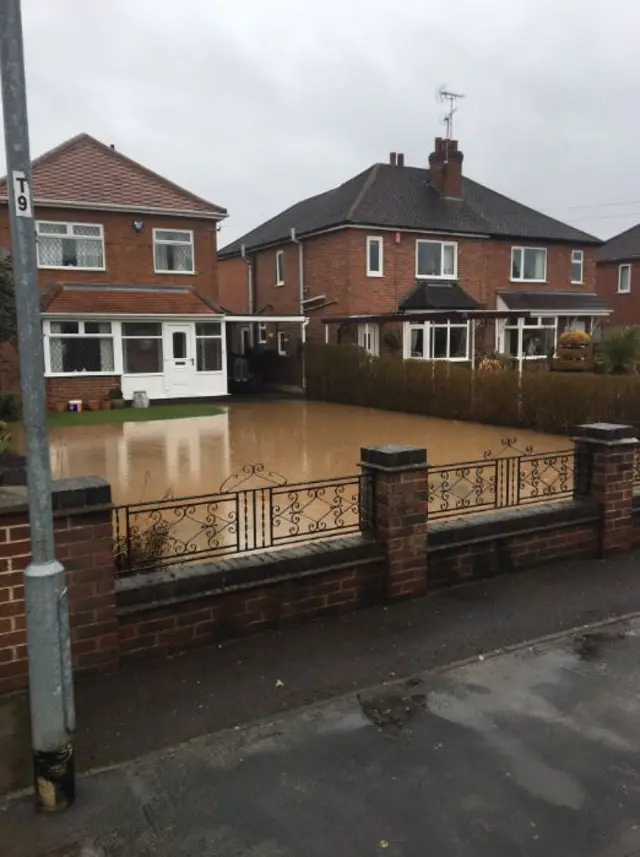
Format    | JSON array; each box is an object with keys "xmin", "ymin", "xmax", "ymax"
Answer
[
  {"xmin": 0, "ymin": 475, "xmax": 111, "ymax": 515},
  {"xmin": 428, "ymin": 500, "xmax": 598, "ymax": 550},
  {"xmin": 574, "ymin": 423, "xmax": 639, "ymax": 444},
  {"xmin": 116, "ymin": 534, "xmax": 383, "ymax": 612},
  {"xmin": 360, "ymin": 445, "xmax": 427, "ymax": 470}
]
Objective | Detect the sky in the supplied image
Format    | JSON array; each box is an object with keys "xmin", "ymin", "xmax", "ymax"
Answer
[{"xmin": 3, "ymin": 0, "xmax": 640, "ymax": 245}]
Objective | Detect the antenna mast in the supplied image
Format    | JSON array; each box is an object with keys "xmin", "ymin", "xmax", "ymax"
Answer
[{"xmin": 438, "ymin": 87, "xmax": 465, "ymax": 139}]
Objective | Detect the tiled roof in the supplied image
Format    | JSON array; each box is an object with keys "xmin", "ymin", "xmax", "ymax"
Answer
[
  {"xmin": 399, "ymin": 281, "xmax": 479, "ymax": 311},
  {"xmin": 219, "ymin": 163, "xmax": 600, "ymax": 257},
  {"xmin": 41, "ymin": 284, "xmax": 221, "ymax": 316},
  {"xmin": 598, "ymin": 223, "xmax": 640, "ymax": 263},
  {"xmin": 498, "ymin": 290, "xmax": 611, "ymax": 313},
  {"xmin": 0, "ymin": 133, "xmax": 226, "ymax": 218}
]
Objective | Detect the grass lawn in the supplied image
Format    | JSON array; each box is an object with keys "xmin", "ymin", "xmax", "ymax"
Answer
[{"xmin": 48, "ymin": 402, "xmax": 225, "ymax": 429}]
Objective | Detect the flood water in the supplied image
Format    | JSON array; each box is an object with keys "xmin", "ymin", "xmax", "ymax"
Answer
[{"xmin": 40, "ymin": 400, "xmax": 567, "ymax": 505}]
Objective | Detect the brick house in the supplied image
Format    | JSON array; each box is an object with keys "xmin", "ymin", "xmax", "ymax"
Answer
[
  {"xmin": 218, "ymin": 136, "xmax": 610, "ymax": 368},
  {"xmin": 596, "ymin": 224, "xmax": 640, "ymax": 327},
  {"xmin": 0, "ymin": 133, "xmax": 303, "ymax": 408}
]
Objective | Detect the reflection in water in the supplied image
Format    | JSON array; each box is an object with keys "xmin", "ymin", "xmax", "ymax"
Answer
[{"xmin": 35, "ymin": 401, "xmax": 567, "ymax": 506}]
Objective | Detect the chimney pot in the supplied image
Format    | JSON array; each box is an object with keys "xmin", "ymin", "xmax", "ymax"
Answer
[
  {"xmin": 389, "ymin": 151, "xmax": 397, "ymax": 166},
  {"xmin": 397, "ymin": 153, "xmax": 405, "ymax": 167}
]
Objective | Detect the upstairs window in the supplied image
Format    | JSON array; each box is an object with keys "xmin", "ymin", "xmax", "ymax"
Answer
[
  {"xmin": 276, "ymin": 250, "xmax": 285, "ymax": 286},
  {"xmin": 618, "ymin": 264, "xmax": 631, "ymax": 293},
  {"xmin": 511, "ymin": 247, "xmax": 547, "ymax": 282},
  {"xmin": 153, "ymin": 229, "xmax": 194, "ymax": 274},
  {"xmin": 415, "ymin": 240, "xmax": 457, "ymax": 279},
  {"xmin": 571, "ymin": 249, "xmax": 584, "ymax": 284},
  {"xmin": 366, "ymin": 236, "xmax": 384, "ymax": 277},
  {"xmin": 37, "ymin": 221, "xmax": 105, "ymax": 270}
]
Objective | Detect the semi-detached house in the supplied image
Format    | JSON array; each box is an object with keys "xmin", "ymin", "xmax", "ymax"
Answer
[
  {"xmin": 596, "ymin": 223, "xmax": 640, "ymax": 326},
  {"xmin": 0, "ymin": 133, "xmax": 303, "ymax": 407},
  {"xmin": 218, "ymin": 136, "xmax": 610, "ymax": 369}
]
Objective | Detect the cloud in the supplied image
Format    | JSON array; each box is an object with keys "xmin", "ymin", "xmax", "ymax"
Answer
[{"xmin": 0, "ymin": 0, "xmax": 638, "ymax": 242}]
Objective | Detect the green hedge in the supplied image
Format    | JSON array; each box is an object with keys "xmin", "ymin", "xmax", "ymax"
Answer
[{"xmin": 305, "ymin": 344, "xmax": 640, "ymax": 434}]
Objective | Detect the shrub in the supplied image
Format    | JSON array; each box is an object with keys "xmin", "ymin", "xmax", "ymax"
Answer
[
  {"xmin": 305, "ymin": 343, "xmax": 640, "ymax": 435},
  {"xmin": 599, "ymin": 328, "xmax": 640, "ymax": 375},
  {"xmin": 0, "ymin": 393, "xmax": 21, "ymax": 422}
]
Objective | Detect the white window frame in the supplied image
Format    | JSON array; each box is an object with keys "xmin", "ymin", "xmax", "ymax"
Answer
[
  {"xmin": 257, "ymin": 322, "xmax": 268, "ymax": 344},
  {"xmin": 194, "ymin": 321, "xmax": 224, "ymax": 374},
  {"xmin": 44, "ymin": 319, "xmax": 116, "ymax": 377},
  {"xmin": 510, "ymin": 246, "xmax": 547, "ymax": 283},
  {"xmin": 366, "ymin": 236, "xmax": 384, "ymax": 277},
  {"xmin": 618, "ymin": 264, "xmax": 631, "ymax": 294},
  {"xmin": 122, "ymin": 321, "xmax": 164, "ymax": 376},
  {"xmin": 415, "ymin": 240, "xmax": 458, "ymax": 280},
  {"xmin": 404, "ymin": 320, "xmax": 470, "ymax": 362},
  {"xmin": 571, "ymin": 249, "xmax": 584, "ymax": 285},
  {"xmin": 275, "ymin": 250, "xmax": 285, "ymax": 286},
  {"xmin": 277, "ymin": 331, "xmax": 287, "ymax": 355},
  {"xmin": 36, "ymin": 221, "xmax": 106, "ymax": 271},
  {"xmin": 498, "ymin": 316, "xmax": 558, "ymax": 361},
  {"xmin": 152, "ymin": 228, "xmax": 195, "ymax": 275}
]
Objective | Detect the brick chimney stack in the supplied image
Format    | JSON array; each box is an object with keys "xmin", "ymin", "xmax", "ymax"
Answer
[{"xmin": 428, "ymin": 137, "xmax": 463, "ymax": 199}]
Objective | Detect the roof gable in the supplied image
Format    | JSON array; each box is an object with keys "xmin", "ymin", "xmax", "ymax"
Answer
[
  {"xmin": 598, "ymin": 223, "xmax": 640, "ymax": 263},
  {"xmin": 0, "ymin": 133, "xmax": 226, "ymax": 219},
  {"xmin": 220, "ymin": 161, "xmax": 600, "ymax": 257}
]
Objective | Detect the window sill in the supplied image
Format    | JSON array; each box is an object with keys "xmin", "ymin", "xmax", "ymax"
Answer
[
  {"xmin": 570, "ymin": 281, "xmax": 584, "ymax": 286},
  {"xmin": 415, "ymin": 274, "xmax": 458, "ymax": 281},
  {"xmin": 407, "ymin": 356, "xmax": 470, "ymax": 362},
  {"xmin": 275, "ymin": 283, "xmax": 285, "ymax": 288},
  {"xmin": 38, "ymin": 265, "xmax": 106, "ymax": 272},
  {"xmin": 617, "ymin": 290, "xmax": 631, "ymax": 295},
  {"xmin": 45, "ymin": 372, "xmax": 118, "ymax": 378},
  {"xmin": 366, "ymin": 272, "xmax": 384, "ymax": 278},
  {"xmin": 509, "ymin": 279, "xmax": 548, "ymax": 284},
  {"xmin": 153, "ymin": 269, "xmax": 196, "ymax": 276}
]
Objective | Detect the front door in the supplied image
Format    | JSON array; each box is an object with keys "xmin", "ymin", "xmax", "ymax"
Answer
[{"xmin": 167, "ymin": 324, "xmax": 197, "ymax": 396}]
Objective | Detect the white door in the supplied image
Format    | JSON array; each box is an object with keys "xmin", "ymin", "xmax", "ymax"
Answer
[
  {"xmin": 167, "ymin": 324, "xmax": 197, "ymax": 396},
  {"xmin": 358, "ymin": 323, "xmax": 379, "ymax": 356}
]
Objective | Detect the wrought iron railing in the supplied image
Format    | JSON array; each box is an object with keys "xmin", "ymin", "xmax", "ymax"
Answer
[
  {"xmin": 428, "ymin": 439, "xmax": 587, "ymax": 521},
  {"xmin": 114, "ymin": 464, "xmax": 372, "ymax": 576}
]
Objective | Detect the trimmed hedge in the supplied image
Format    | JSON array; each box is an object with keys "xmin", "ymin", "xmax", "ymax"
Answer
[{"xmin": 305, "ymin": 344, "xmax": 640, "ymax": 434}]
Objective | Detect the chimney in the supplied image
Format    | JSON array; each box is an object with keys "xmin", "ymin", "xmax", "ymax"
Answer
[
  {"xmin": 397, "ymin": 152, "xmax": 405, "ymax": 167},
  {"xmin": 389, "ymin": 151, "xmax": 397, "ymax": 166},
  {"xmin": 428, "ymin": 136, "xmax": 463, "ymax": 199}
]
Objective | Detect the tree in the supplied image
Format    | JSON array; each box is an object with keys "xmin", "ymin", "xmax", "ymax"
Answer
[{"xmin": 0, "ymin": 256, "xmax": 17, "ymax": 345}]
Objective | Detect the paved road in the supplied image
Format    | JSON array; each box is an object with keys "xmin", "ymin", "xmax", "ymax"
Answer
[
  {"xmin": 3, "ymin": 550, "xmax": 640, "ymax": 796},
  {"xmin": 3, "ymin": 617, "xmax": 640, "ymax": 856}
]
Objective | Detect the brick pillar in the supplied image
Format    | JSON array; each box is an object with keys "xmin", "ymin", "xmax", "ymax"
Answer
[
  {"xmin": 573, "ymin": 422, "xmax": 638, "ymax": 557},
  {"xmin": 0, "ymin": 476, "xmax": 118, "ymax": 694},
  {"xmin": 360, "ymin": 445, "xmax": 428, "ymax": 601}
]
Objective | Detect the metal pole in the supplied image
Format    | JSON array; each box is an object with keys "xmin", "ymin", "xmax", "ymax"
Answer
[{"xmin": 0, "ymin": 0, "xmax": 75, "ymax": 812}]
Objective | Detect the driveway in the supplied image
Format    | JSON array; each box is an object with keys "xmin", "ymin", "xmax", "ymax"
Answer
[{"xmin": 3, "ymin": 616, "xmax": 640, "ymax": 856}]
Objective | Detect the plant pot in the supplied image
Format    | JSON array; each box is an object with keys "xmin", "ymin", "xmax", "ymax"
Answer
[
  {"xmin": 88, "ymin": 399, "xmax": 100, "ymax": 412},
  {"xmin": 111, "ymin": 399, "xmax": 126, "ymax": 410},
  {"xmin": 101, "ymin": 400, "xmax": 112, "ymax": 410}
]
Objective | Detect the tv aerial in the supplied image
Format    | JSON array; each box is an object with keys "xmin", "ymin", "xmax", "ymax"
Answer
[{"xmin": 437, "ymin": 85, "xmax": 465, "ymax": 139}]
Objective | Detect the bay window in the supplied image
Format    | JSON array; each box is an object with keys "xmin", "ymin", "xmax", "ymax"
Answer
[
  {"xmin": 47, "ymin": 321, "xmax": 114, "ymax": 374},
  {"xmin": 407, "ymin": 321, "xmax": 469, "ymax": 361},
  {"xmin": 195, "ymin": 322, "xmax": 223, "ymax": 372},
  {"xmin": 37, "ymin": 222, "xmax": 105, "ymax": 270},
  {"xmin": 416, "ymin": 240, "xmax": 457, "ymax": 279},
  {"xmin": 511, "ymin": 247, "xmax": 547, "ymax": 282},
  {"xmin": 122, "ymin": 322, "xmax": 163, "ymax": 374}
]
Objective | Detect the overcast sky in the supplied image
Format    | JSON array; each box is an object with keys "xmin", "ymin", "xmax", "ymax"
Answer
[{"xmin": 4, "ymin": 0, "xmax": 640, "ymax": 244}]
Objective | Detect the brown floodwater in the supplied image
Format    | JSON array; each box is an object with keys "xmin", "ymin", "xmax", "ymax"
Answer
[{"xmin": 35, "ymin": 401, "xmax": 567, "ymax": 505}]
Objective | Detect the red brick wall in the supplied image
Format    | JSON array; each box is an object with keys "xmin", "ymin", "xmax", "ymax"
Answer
[
  {"xmin": 118, "ymin": 559, "xmax": 385, "ymax": 662},
  {"xmin": 218, "ymin": 256, "xmax": 249, "ymax": 313},
  {"xmin": 0, "ymin": 205, "xmax": 220, "ymax": 303},
  {"xmin": 596, "ymin": 260, "xmax": 640, "ymax": 326},
  {"xmin": 0, "ymin": 502, "xmax": 117, "ymax": 694},
  {"xmin": 247, "ymin": 228, "xmax": 599, "ymax": 349},
  {"xmin": 46, "ymin": 375, "xmax": 121, "ymax": 409}
]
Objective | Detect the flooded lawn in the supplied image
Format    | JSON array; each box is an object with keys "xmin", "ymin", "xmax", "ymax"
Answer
[{"xmin": 36, "ymin": 400, "xmax": 568, "ymax": 505}]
